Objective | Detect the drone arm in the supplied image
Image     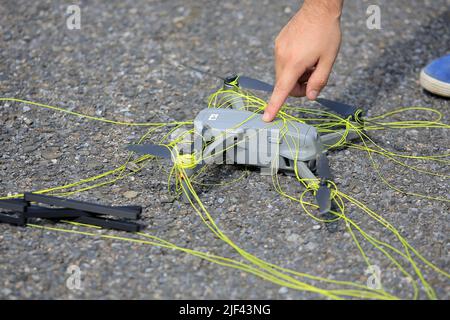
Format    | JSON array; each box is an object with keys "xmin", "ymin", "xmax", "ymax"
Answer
[
  {"xmin": 296, "ymin": 161, "xmax": 319, "ymax": 184},
  {"xmin": 219, "ymin": 82, "xmax": 247, "ymax": 110},
  {"xmin": 320, "ymin": 130, "xmax": 359, "ymax": 149},
  {"xmin": 227, "ymin": 94, "xmax": 246, "ymax": 110}
]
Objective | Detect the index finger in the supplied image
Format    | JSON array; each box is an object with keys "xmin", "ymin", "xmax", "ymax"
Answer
[{"xmin": 263, "ymin": 66, "xmax": 306, "ymax": 122}]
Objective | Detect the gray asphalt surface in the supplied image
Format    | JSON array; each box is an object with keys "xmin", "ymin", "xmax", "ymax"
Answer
[{"xmin": 0, "ymin": 0, "xmax": 449, "ymax": 299}]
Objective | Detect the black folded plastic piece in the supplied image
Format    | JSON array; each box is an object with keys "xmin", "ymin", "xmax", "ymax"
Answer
[
  {"xmin": 73, "ymin": 216, "xmax": 141, "ymax": 232},
  {"xmin": 23, "ymin": 207, "xmax": 141, "ymax": 232},
  {"xmin": 0, "ymin": 199, "xmax": 28, "ymax": 212},
  {"xmin": 117, "ymin": 206, "xmax": 142, "ymax": 214},
  {"xmin": 0, "ymin": 212, "xmax": 26, "ymax": 226},
  {"xmin": 1, "ymin": 194, "xmax": 143, "ymax": 232},
  {"xmin": 24, "ymin": 193, "xmax": 141, "ymax": 220},
  {"xmin": 24, "ymin": 207, "xmax": 88, "ymax": 219}
]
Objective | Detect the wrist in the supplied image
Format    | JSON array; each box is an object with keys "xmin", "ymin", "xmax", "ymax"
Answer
[{"xmin": 301, "ymin": 0, "xmax": 344, "ymax": 21}]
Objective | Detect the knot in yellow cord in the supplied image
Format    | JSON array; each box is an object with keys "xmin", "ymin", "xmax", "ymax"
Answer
[
  {"xmin": 354, "ymin": 109, "xmax": 365, "ymax": 127},
  {"xmin": 174, "ymin": 152, "xmax": 198, "ymax": 169}
]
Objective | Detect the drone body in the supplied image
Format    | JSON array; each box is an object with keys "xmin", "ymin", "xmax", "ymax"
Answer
[{"xmin": 193, "ymin": 108, "xmax": 322, "ymax": 176}]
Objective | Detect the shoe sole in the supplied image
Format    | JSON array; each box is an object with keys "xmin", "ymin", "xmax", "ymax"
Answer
[{"xmin": 420, "ymin": 70, "xmax": 450, "ymax": 98}]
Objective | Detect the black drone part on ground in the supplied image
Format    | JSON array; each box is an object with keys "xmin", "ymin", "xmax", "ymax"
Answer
[
  {"xmin": 0, "ymin": 199, "xmax": 28, "ymax": 226},
  {"xmin": 0, "ymin": 194, "xmax": 143, "ymax": 232}
]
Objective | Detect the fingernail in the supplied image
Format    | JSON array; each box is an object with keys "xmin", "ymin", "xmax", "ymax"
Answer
[
  {"xmin": 308, "ymin": 90, "xmax": 318, "ymax": 100},
  {"xmin": 262, "ymin": 112, "xmax": 271, "ymax": 122}
]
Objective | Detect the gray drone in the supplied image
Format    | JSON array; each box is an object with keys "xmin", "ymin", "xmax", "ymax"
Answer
[{"xmin": 127, "ymin": 75, "xmax": 363, "ymax": 215}]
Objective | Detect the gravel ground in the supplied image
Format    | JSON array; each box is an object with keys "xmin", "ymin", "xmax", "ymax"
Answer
[{"xmin": 0, "ymin": 0, "xmax": 449, "ymax": 299}]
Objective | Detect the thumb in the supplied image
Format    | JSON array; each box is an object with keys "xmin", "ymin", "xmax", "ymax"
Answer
[
  {"xmin": 263, "ymin": 69, "xmax": 302, "ymax": 122},
  {"xmin": 306, "ymin": 58, "xmax": 333, "ymax": 100}
]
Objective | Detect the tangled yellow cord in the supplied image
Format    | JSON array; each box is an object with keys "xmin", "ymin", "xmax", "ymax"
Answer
[{"xmin": 0, "ymin": 90, "xmax": 448, "ymax": 300}]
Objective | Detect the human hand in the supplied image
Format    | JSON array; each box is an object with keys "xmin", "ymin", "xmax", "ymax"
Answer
[{"xmin": 263, "ymin": 0, "xmax": 343, "ymax": 122}]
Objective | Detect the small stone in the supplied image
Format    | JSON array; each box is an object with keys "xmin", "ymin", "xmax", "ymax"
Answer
[
  {"xmin": 23, "ymin": 117, "xmax": 33, "ymax": 125},
  {"xmin": 3, "ymin": 32, "xmax": 12, "ymax": 41},
  {"xmin": 160, "ymin": 195, "xmax": 174, "ymax": 203},
  {"xmin": 287, "ymin": 233, "xmax": 301, "ymax": 242},
  {"xmin": 23, "ymin": 145, "xmax": 38, "ymax": 153},
  {"xmin": 126, "ymin": 162, "xmax": 140, "ymax": 172},
  {"xmin": 87, "ymin": 162, "xmax": 104, "ymax": 170},
  {"xmin": 123, "ymin": 191, "xmax": 139, "ymax": 199},
  {"xmin": 172, "ymin": 16, "xmax": 185, "ymax": 28},
  {"xmin": 23, "ymin": 106, "xmax": 31, "ymax": 112},
  {"xmin": 41, "ymin": 147, "xmax": 61, "ymax": 160},
  {"xmin": 2, "ymin": 288, "xmax": 12, "ymax": 296},
  {"xmin": 313, "ymin": 225, "xmax": 321, "ymax": 230},
  {"xmin": 249, "ymin": 37, "xmax": 261, "ymax": 47},
  {"xmin": 284, "ymin": 6, "xmax": 292, "ymax": 14},
  {"xmin": 217, "ymin": 197, "xmax": 225, "ymax": 204},
  {"xmin": 305, "ymin": 242, "xmax": 318, "ymax": 251},
  {"xmin": 278, "ymin": 287, "xmax": 288, "ymax": 294}
]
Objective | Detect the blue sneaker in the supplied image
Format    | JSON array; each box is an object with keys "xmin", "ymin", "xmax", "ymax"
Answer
[{"xmin": 420, "ymin": 54, "xmax": 450, "ymax": 97}]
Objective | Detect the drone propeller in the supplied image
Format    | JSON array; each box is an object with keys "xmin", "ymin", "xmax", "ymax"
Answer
[
  {"xmin": 316, "ymin": 153, "xmax": 332, "ymax": 181},
  {"xmin": 315, "ymin": 153, "xmax": 333, "ymax": 214},
  {"xmin": 316, "ymin": 184, "xmax": 332, "ymax": 214},
  {"xmin": 235, "ymin": 76, "xmax": 274, "ymax": 93},
  {"xmin": 315, "ymin": 98, "xmax": 360, "ymax": 120},
  {"xmin": 126, "ymin": 144, "xmax": 172, "ymax": 159},
  {"xmin": 231, "ymin": 76, "xmax": 362, "ymax": 120}
]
